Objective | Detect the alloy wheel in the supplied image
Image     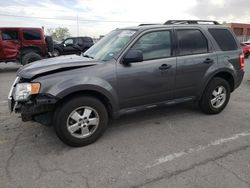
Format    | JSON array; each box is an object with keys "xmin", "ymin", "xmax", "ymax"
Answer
[
  {"xmin": 210, "ymin": 86, "xmax": 227, "ymax": 109},
  {"xmin": 67, "ymin": 106, "xmax": 99, "ymax": 138}
]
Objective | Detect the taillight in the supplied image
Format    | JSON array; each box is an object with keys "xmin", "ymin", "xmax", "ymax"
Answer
[{"xmin": 239, "ymin": 53, "xmax": 244, "ymax": 69}]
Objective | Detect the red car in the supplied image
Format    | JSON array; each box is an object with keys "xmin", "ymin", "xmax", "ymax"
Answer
[
  {"xmin": 240, "ymin": 43, "xmax": 250, "ymax": 58},
  {"xmin": 0, "ymin": 27, "xmax": 53, "ymax": 65}
]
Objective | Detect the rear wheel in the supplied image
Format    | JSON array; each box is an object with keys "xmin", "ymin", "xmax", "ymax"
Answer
[
  {"xmin": 54, "ymin": 96, "xmax": 108, "ymax": 147},
  {"xmin": 199, "ymin": 78, "xmax": 231, "ymax": 114},
  {"xmin": 21, "ymin": 52, "xmax": 42, "ymax": 65}
]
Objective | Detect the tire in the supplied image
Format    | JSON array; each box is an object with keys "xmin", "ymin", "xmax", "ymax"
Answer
[
  {"xmin": 53, "ymin": 49, "xmax": 60, "ymax": 57},
  {"xmin": 21, "ymin": 52, "xmax": 42, "ymax": 65},
  {"xmin": 199, "ymin": 77, "xmax": 231, "ymax": 114},
  {"xmin": 45, "ymin": 36, "xmax": 54, "ymax": 53},
  {"xmin": 54, "ymin": 96, "xmax": 108, "ymax": 147}
]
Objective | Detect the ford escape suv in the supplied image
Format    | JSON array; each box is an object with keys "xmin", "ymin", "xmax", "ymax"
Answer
[{"xmin": 8, "ymin": 20, "xmax": 244, "ymax": 147}]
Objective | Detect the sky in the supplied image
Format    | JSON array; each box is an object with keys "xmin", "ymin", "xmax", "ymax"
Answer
[{"xmin": 0, "ymin": 0, "xmax": 250, "ymax": 37}]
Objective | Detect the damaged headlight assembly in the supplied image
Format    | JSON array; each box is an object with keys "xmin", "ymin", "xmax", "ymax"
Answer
[{"xmin": 14, "ymin": 83, "xmax": 40, "ymax": 101}]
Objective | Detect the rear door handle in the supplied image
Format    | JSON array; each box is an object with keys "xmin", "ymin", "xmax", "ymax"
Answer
[
  {"xmin": 203, "ymin": 58, "xmax": 214, "ymax": 64},
  {"xmin": 159, "ymin": 64, "xmax": 172, "ymax": 70}
]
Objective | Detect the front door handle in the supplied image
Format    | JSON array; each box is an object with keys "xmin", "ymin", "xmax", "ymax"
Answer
[
  {"xmin": 159, "ymin": 64, "xmax": 172, "ymax": 70},
  {"xmin": 203, "ymin": 58, "xmax": 214, "ymax": 64}
]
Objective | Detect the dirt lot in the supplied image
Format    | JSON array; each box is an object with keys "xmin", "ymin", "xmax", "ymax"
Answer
[{"xmin": 0, "ymin": 61, "xmax": 250, "ymax": 188}]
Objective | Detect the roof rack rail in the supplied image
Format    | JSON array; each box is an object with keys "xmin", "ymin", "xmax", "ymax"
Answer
[
  {"xmin": 164, "ymin": 20, "xmax": 220, "ymax": 25},
  {"xmin": 138, "ymin": 24, "xmax": 160, "ymax": 26}
]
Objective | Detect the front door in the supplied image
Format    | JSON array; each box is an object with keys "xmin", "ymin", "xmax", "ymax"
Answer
[
  {"xmin": 117, "ymin": 29, "xmax": 176, "ymax": 109},
  {"xmin": 0, "ymin": 29, "xmax": 20, "ymax": 60},
  {"xmin": 63, "ymin": 38, "xmax": 78, "ymax": 54}
]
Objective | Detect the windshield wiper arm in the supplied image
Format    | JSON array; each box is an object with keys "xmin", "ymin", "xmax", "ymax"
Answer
[{"xmin": 83, "ymin": 54, "xmax": 94, "ymax": 59}]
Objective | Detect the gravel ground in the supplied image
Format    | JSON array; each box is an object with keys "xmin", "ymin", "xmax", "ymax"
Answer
[{"xmin": 0, "ymin": 60, "xmax": 250, "ymax": 188}]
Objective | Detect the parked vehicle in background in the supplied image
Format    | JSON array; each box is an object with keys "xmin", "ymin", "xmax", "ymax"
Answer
[
  {"xmin": 241, "ymin": 43, "xmax": 250, "ymax": 58},
  {"xmin": 8, "ymin": 20, "xmax": 244, "ymax": 147},
  {"xmin": 53, "ymin": 37, "xmax": 94, "ymax": 56},
  {"xmin": 0, "ymin": 27, "xmax": 53, "ymax": 65},
  {"xmin": 242, "ymin": 39, "xmax": 250, "ymax": 45}
]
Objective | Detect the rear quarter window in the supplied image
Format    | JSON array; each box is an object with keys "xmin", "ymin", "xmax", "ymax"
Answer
[
  {"xmin": 23, "ymin": 30, "xmax": 41, "ymax": 40},
  {"xmin": 208, "ymin": 28, "xmax": 238, "ymax": 51}
]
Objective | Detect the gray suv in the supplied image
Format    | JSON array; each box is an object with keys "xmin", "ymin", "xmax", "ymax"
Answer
[{"xmin": 8, "ymin": 20, "xmax": 244, "ymax": 147}]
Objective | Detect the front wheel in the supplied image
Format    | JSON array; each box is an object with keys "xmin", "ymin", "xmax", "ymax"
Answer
[
  {"xmin": 54, "ymin": 96, "xmax": 108, "ymax": 147},
  {"xmin": 199, "ymin": 78, "xmax": 231, "ymax": 114},
  {"xmin": 53, "ymin": 49, "xmax": 60, "ymax": 57}
]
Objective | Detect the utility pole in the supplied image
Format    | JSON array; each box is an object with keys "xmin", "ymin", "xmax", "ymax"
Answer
[{"xmin": 77, "ymin": 13, "xmax": 79, "ymax": 37}]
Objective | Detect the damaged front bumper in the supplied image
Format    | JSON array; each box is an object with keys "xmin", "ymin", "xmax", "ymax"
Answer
[
  {"xmin": 9, "ymin": 84, "xmax": 58, "ymax": 125},
  {"xmin": 9, "ymin": 94, "xmax": 58, "ymax": 125}
]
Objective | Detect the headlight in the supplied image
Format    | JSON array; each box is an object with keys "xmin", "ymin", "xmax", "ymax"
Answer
[{"xmin": 14, "ymin": 83, "xmax": 40, "ymax": 101}]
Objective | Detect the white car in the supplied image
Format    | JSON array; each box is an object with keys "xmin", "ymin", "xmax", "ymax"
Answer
[{"xmin": 242, "ymin": 39, "xmax": 250, "ymax": 45}]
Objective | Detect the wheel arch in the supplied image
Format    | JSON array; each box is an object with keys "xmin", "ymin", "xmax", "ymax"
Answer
[
  {"xmin": 55, "ymin": 88, "xmax": 119, "ymax": 118},
  {"xmin": 198, "ymin": 70, "xmax": 235, "ymax": 100},
  {"xmin": 20, "ymin": 46, "xmax": 42, "ymax": 55},
  {"xmin": 54, "ymin": 46, "xmax": 63, "ymax": 53},
  {"xmin": 213, "ymin": 71, "xmax": 234, "ymax": 92}
]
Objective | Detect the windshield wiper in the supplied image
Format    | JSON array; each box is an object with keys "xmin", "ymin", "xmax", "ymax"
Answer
[{"xmin": 83, "ymin": 54, "xmax": 94, "ymax": 59}]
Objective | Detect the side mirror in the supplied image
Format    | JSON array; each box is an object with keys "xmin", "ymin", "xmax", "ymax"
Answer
[
  {"xmin": 63, "ymin": 43, "xmax": 66, "ymax": 47},
  {"xmin": 123, "ymin": 50, "xmax": 143, "ymax": 64}
]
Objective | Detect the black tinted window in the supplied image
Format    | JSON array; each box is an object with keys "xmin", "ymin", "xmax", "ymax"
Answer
[
  {"xmin": 177, "ymin": 29, "xmax": 208, "ymax": 56},
  {"xmin": 76, "ymin": 38, "xmax": 83, "ymax": 45},
  {"xmin": 1, "ymin": 30, "xmax": 18, "ymax": 40},
  {"xmin": 23, "ymin": 30, "xmax": 41, "ymax": 40},
  {"xmin": 131, "ymin": 30, "xmax": 172, "ymax": 61},
  {"xmin": 208, "ymin": 29, "xmax": 238, "ymax": 51}
]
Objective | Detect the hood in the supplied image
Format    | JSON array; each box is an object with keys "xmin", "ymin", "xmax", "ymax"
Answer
[{"xmin": 17, "ymin": 55, "xmax": 100, "ymax": 80}]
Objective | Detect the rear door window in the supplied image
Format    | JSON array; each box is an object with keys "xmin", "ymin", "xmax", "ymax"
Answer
[
  {"xmin": 76, "ymin": 38, "xmax": 84, "ymax": 45},
  {"xmin": 23, "ymin": 30, "xmax": 41, "ymax": 40},
  {"xmin": 177, "ymin": 29, "xmax": 208, "ymax": 56},
  {"xmin": 1, "ymin": 30, "xmax": 18, "ymax": 40},
  {"xmin": 208, "ymin": 29, "xmax": 238, "ymax": 51},
  {"xmin": 83, "ymin": 37, "xmax": 93, "ymax": 43}
]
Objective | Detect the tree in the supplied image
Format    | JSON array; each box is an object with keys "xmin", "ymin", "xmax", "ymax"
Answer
[{"xmin": 47, "ymin": 27, "xmax": 71, "ymax": 41}]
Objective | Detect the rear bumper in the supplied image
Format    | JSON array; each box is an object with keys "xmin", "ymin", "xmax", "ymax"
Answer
[{"xmin": 234, "ymin": 69, "xmax": 244, "ymax": 89}]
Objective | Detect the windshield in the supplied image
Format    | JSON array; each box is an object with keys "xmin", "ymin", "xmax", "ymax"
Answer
[{"xmin": 84, "ymin": 29, "xmax": 136, "ymax": 61}]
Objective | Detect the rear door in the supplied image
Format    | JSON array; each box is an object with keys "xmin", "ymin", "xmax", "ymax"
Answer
[
  {"xmin": 82, "ymin": 37, "xmax": 94, "ymax": 49},
  {"xmin": 21, "ymin": 29, "xmax": 46, "ymax": 56},
  {"xmin": 0, "ymin": 29, "xmax": 20, "ymax": 60},
  {"xmin": 174, "ymin": 27, "xmax": 217, "ymax": 98}
]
